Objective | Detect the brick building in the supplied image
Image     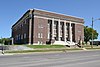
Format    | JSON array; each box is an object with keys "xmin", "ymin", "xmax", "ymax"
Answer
[{"xmin": 12, "ymin": 9, "xmax": 84, "ymax": 45}]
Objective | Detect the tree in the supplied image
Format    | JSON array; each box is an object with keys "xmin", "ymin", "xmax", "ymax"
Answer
[
  {"xmin": 84, "ymin": 26, "xmax": 98, "ymax": 44},
  {"xmin": 0, "ymin": 39, "xmax": 2, "ymax": 43},
  {"xmin": 0, "ymin": 38, "xmax": 11, "ymax": 45}
]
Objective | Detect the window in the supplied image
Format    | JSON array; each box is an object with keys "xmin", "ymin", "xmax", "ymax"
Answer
[
  {"xmin": 24, "ymin": 33, "xmax": 26, "ymax": 39},
  {"xmin": 38, "ymin": 33, "xmax": 41, "ymax": 38},
  {"xmin": 38, "ymin": 24, "xmax": 43, "ymax": 28},
  {"xmin": 38, "ymin": 33, "xmax": 43, "ymax": 38},
  {"xmin": 38, "ymin": 41, "xmax": 43, "ymax": 44},
  {"xmin": 41, "ymin": 33, "xmax": 43, "ymax": 38},
  {"xmin": 25, "ymin": 19, "xmax": 27, "ymax": 24},
  {"xmin": 22, "ymin": 22, "xmax": 23, "ymax": 27},
  {"xmin": 21, "ymin": 34, "xmax": 23, "ymax": 39},
  {"xmin": 16, "ymin": 35, "xmax": 18, "ymax": 40},
  {"xmin": 19, "ymin": 24, "xmax": 21, "ymax": 28},
  {"xmin": 18, "ymin": 34, "xmax": 21, "ymax": 40}
]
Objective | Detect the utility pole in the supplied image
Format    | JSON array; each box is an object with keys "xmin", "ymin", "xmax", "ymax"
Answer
[
  {"xmin": 91, "ymin": 17, "xmax": 93, "ymax": 48},
  {"xmin": 91, "ymin": 17, "xmax": 100, "ymax": 48}
]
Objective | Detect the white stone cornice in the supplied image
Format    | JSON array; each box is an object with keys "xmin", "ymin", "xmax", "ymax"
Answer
[{"xmin": 34, "ymin": 15, "xmax": 84, "ymax": 25}]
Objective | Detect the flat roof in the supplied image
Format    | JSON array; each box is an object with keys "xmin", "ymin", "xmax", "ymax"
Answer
[
  {"xmin": 33, "ymin": 8, "xmax": 84, "ymax": 20},
  {"xmin": 12, "ymin": 8, "xmax": 84, "ymax": 28}
]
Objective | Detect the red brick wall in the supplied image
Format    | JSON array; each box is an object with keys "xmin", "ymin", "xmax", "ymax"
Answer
[
  {"xmin": 12, "ymin": 18, "xmax": 29, "ymax": 44},
  {"xmin": 34, "ymin": 10, "xmax": 84, "ymax": 23},
  {"xmin": 33, "ymin": 17, "xmax": 48, "ymax": 44},
  {"xmin": 75, "ymin": 24, "xmax": 84, "ymax": 43}
]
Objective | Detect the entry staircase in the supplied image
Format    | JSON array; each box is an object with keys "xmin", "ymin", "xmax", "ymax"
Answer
[
  {"xmin": 53, "ymin": 41, "xmax": 78, "ymax": 48},
  {"xmin": 53, "ymin": 41, "xmax": 76, "ymax": 45}
]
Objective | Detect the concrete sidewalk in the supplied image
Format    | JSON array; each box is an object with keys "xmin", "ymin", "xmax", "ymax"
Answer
[
  {"xmin": 0, "ymin": 50, "xmax": 13, "ymax": 56},
  {"xmin": 0, "ymin": 53, "xmax": 14, "ymax": 56}
]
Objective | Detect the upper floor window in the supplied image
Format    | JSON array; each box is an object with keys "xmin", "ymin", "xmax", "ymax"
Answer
[
  {"xmin": 24, "ymin": 19, "xmax": 27, "ymax": 24},
  {"xmin": 38, "ymin": 24, "xmax": 43, "ymax": 29}
]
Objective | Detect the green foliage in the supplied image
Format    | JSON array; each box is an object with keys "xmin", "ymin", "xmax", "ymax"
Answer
[
  {"xmin": 0, "ymin": 38, "xmax": 11, "ymax": 45},
  {"xmin": 84, "ymin": 26, "xmax": 98, "ymax": 43},
  {"xmin": 0, "ymin": 39, "xmax": 2, "ymax": 44}
]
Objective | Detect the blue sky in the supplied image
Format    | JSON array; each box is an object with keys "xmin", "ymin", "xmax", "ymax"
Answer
[{"xmin": 0, "ymin": 0, "xmax": 100, "ymax": 40}]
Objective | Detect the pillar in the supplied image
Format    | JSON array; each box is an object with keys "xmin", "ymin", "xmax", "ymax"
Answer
[
  {"xmin": 64, "ymin": 21, "xmax": 66, "ymax": 42},
  {"xmin": 58, "ymin": 19, "xmax": 60, "ymax": 41},
  {"xmin": 52, "ymin": 18, "xmax": 54, "ymax": 40},
  {"xmin": 28, "ymin": 11, "xmax": 33, "ymax": 45},
  {"xmin": 69, "ymin": 21, "xmax": 72, "ymax": 42}
]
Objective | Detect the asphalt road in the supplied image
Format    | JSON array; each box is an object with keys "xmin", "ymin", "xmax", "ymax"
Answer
[{"xmin": 0, "ymin": 50, "xmax": 100, "ymax": 67}]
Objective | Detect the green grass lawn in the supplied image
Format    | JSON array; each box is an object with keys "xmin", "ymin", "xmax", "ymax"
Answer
[
  {"xmin": 27, "ymin": 45, "xmax": 66, "ymax": 49},
  {"xmin": 4, "ymin": 44, "xmax": 100, "ymax": 54},
  {"xmin": 82, "ymin": 45, "xmax": 100, "ymax": 48},
  {"xmin": 5, "ymin": 48, "xmax": 82, "ymax": 53}
]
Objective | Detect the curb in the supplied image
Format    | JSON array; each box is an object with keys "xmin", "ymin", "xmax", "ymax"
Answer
[{"xmin": 0, "ymin": 53, "xmax": 14, "ymax": 56}]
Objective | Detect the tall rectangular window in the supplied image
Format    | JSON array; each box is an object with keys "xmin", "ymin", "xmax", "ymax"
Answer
[
  {"xmin": 16, "ymin": 35, "xmax": 18, "ymax": 40},
  {"xmin": 21, "ymin": 34, "xmax": 23, "ymax": 39},
  {"xmin": 18, "ymin": 34, "xmax": 21, "ymax": 40},
  {"xmin": 38, "ymin": 33, "xmax": 41, "ymax": 38},
  {"xmin": 25, "ymin": 19, "xmax": 27, "ymax": 24},
  {"xmin": 38, "ymin": 33, "xmax": 43, "ymax": 38},
  {"xmin": 41, "ymin": 33, "xmax": 43, "ymax": 38},
  {"xmin": 24, "ymin": 33, "xmax": 26, "ymax": 39}
]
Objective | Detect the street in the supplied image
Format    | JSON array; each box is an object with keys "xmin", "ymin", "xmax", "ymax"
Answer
[{"xmin": 0, "ymin": 50, "xmax": 100, "ymax": 67}]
